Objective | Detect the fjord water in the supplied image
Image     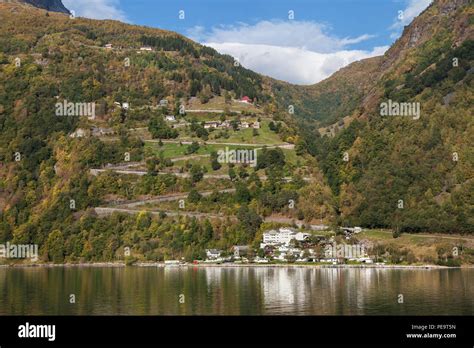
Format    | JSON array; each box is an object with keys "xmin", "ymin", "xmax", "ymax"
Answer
[{"xmin": 0, "ymin": 267, "xmax": 472, "ymax": 315}]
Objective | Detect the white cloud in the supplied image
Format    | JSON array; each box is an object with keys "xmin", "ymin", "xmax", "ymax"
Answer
[
  {"xmin": 207, "ymin": 42, "xmax": 388, "ymax": 85},
  {"xmin": 189, "ymin": 21, "xmax": 386, "ymax": 85},
  {"xmin": 190, "ymin": 21, "xmax": 374, "ymax": 54},
  {"xmin": 390, "ymin": 0, "xmax": 432, "ymax": 37},
  {"xmin": 63, "ymin": 0, "xmax": 128, "ymax": 22}
]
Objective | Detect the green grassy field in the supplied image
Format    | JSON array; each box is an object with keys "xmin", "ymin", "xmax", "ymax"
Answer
[
  {"xmin": 359, "ymin": 229, "xmax": 394, "ymax": 240},
  {"xmin": 145, "ymin": 142, "xmax": 260, "ymax": 158},
  {"xmin": 282, "ymin": 148, "xmax": 298, "ymax": 165},
  {"xmin": 356, "ymin": 229, "xmax": 474, "ymax": 264},
  {"xmin": 208, "ymin": 120, "xmax": 282, "ymax": 144},
  {"xmin": 144, "ymin": 141, "xmax": 302, "ymax": 177},
  {"xmin": 173, "ymin": 156, "xmax": 220, "ymax": 173},
  {"xmin": 128, "ymin": 118, "xmax": 283, "ymax": 145},
  {"xmin": 186, "ymin": 96, "xmax": 263, "ymax": 114}
]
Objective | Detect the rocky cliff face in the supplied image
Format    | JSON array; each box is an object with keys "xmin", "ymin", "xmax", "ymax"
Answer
[
  {"xmin": 296, "ymin": 0, "xmax": 473, "ymax": 232},
  {"xmin": 284, "ymin": 0, "xmax": 473, "ymax": 128},
  {"xmin": 0, "ymin": 0, "xmax": 70, "ymax": 13}
]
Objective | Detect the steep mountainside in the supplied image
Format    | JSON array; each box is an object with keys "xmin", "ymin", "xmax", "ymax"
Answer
[
  {"xmin": 295, "ymin": 0, "xmax": 473, "ymax": 233},
  {"xmin": 271, "ymin": 56, "xmax": 383, "ymax": 128},
  {"xmin": 0, "ymin": 2, "xmax": 307, "ymax": 261},
  {"xmin": 279, "ymin": 0, "xmax": 472, "ymax": 130},
  {"xmin": 0, "ymin": 0, "xmax": 471, "ymax": 266},
  {"xmin": 0, "ymin": 0, "xmax": 69, "ymax": 13}
]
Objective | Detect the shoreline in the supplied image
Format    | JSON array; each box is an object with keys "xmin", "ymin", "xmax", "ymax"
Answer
[{"xmin": 1, "ymin": 262, "xmax": 472, "ymax": 269}]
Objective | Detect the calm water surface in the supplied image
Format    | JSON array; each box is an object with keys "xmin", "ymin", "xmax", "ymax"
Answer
[{"xmin": 0, "ymin": 267, "xmax": 472, "ymax": 315}]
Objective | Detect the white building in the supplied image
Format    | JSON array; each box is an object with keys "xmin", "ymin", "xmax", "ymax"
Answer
[
  {"xmin": 347, "ymin": 257, "xmax": 374, "ymax": 264},
  {"xmin": 342, "ymin": 226, "xmax": 362, "ymax": 234},
  {"xmin": 232, "ymin": 245, "xmax": 249, "ymax": 258},
  {"xmin": 164, "ymin": 115, "xmax": 176, "ymax": 122},
  {"xmin": 262, "ymin": 231, "xmax": 281, "ymax": 246},
  {"xmin": 277, "ymin": 245, "xmax": 289, "ymax": 253},
  {"xmin": 204, "ymin": 121, "xmax": 219, "ymax": 129},
  {"xmin": 274, "ymin": 253, "xmax": 288, "ymax": 262},
  {"xmin": 91, "ymin": 127, "xmax": 114, "ymax": 137},
  {"xmin": 252, "ymin": 121, "xmax": 260, "ymax": 129},
  {"xmin": 69, "ymin": 128, "xmax": 88, "ymax": 138},
  {"xmin": 140, "ymin": 46, "xmax": 153, "ymax": 51},
  {"xmin": 254, "ymin": 257, "xmax": 269, "ymax": 263},
  {"xmin": 295, "ymin": 258, "xmax": 308, "ymax": 263},
  {"xmin": 205, "ymin": 249, "xmax": 222, "ymax": 260},
  {"xmin": 105, "ymin": 43, "xmax": 113, "ymax": 49},
  {"xmin": 277, "ymin": 245, "xmax": 303, "ymax": 257},
  {"xmin": 262, "ymin": 228, "xmax": 310, "ymax": 247},
  {"xmin": 240, "ymin": 121, "xmax": 250, "ymax": 129},
  {"xmin": 319, "ymin": 258, "xmax": 339, "ymax": 264},
  {"xmin": 295, "ymin": 232, "xmax": 311, "ymax": 242},
  {"xmin": 164, "ymin": 260, "xmax": 181, "ymax": 265},
  {"xmin": 219, "ymin": 121, "xmax": 231, "ymax": 129},
  {"xmin": 122, "ymin": 102, "xmax": 130, "ymax": 110}
]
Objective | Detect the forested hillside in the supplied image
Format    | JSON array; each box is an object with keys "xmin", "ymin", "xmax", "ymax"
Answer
[
  {"xmin": 271, "ymin": 56, "xmax": 383, "ymax": 128},
  {"xmin": 0, "ymin": 0, "xmax": 471, "ymax": 265},
  {"xmin": 294, "ymin": 0, "xmax": 473, "ymax": 233},
  {"xmin": 0, "ymin": 2, "xmax": 314, "ymax": 263}
]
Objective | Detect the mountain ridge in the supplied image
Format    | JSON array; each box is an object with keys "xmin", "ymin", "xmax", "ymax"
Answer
[
  {"xmin": 298, "ymin": 0, "xmax": 473, "ymax": 232},
  {"xmin": 274, "ymin": 0, "xmax": 472, "ymax": 131},
  {"xmin": 0, "ymin": 0, "xmax": 472, "ymax": 266},
  {"xmin": 0, "ymin": 0, "xmax": 70, "ymax": 13}
]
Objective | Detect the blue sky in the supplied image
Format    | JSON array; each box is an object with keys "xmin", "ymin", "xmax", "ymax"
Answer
[
  {"xmin": 63, "ymin": 0, "xmax": 432, "ymax": 84},
  {"xmin": 119, "ymin": 0, "xmax": 399, "ymax": 50}
]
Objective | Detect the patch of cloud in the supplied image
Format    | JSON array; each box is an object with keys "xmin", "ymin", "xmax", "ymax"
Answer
[
  {"xmin": 63, "ymin": 0, "xmax": 128, "ymax": 22},
  {"xmin": 207, "ymin": 42, "xmax": 388, "ymax": 85},
  {"xmin": 390, "ymin": 0, "xmax": 432, "ymax": 38},
  {"xmin": 189, "ymin": 21, "xmax": 386, "ymax": 85},
  {"xmin": 189, "ymin": 20, "xmax": 374, "ymax": 54}
]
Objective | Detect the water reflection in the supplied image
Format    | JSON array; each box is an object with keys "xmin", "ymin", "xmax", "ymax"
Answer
[{"xmin": 0, "ymin": 267, "xmax": 472, "ymax": 315}]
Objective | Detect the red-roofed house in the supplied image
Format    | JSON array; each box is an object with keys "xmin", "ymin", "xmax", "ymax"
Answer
[{"xmin": 240, "ymin": 96, "xmax": 252, "ymax": 103}]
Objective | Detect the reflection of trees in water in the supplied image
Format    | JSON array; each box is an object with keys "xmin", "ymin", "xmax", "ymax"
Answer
[{"xmin": 0, "ymin": 268, "xmax": 472, "ymax": 315}]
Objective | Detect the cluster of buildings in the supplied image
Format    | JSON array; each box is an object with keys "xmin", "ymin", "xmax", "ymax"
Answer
[
  {"xmin": 104, "ymin": 44, "xmax": 154, "ymax": 53},
  {"xmin": 203, "ymin": 227, "xmax": 374, "ymax": 264},
  {"xmin": 70, "ymin": 126, "xmax": 114, "ymax": 138},
  {"xmin": 163, "ymin": 116, "xmax": 261, "ymax": 130},
  {"xmin": 204, "ymin": 228, "xmax": 312, "ymax": 263},
  {"xmin": 203, "ymin": 120, "xmax": 260, "ymax": 130},
  {"xmin": 261, "ymin": 228, "xmax": 310, "ymax": 247},
  {"xmin": 260, "ymin": 228, "xmax": 311, "ymax": 262},
  {"xmin": 204, "ymin": 245, "xmax": 249, "ymax": 263},
  {"xmin": 341, "ymin": 226, "xmax": 363, "ymax": 240}
]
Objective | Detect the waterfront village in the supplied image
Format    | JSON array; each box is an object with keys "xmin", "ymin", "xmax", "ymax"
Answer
[{"xmin": 163, "ymin": 227, "xmax": 375, "ymax": 266}]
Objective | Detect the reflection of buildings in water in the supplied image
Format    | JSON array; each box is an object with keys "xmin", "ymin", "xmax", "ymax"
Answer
[
  {"xmin": 203, "ymin": 267, "xmax": 249, "ymax": 289},
  {"xmin": 204, "ymin": 267, "xmax": 260, "ymax": 315},
  {"xmin": 257, "ymin": 268, "xmax": 311, "ymax": 313},
  {"xmin": 321, "ymin": 268, "xmax": 377, "ymax": 314},
  {"xmin": 316, "ymin": 268, "xmax": 342, "ymax": 313},
  {"xmin": 162, "ymin": 266, "xmax": 188, "ymax": 285},
  {"xmin": 255, "ymin": 268, "xmax": 378, "ymax": 315},
  {"xmin": 158, "ymin": 267, "xmax": 474, "ymax": 315},
  {"xmin": 258, "ymin": 267, "xmax": 350, "ymax": 314},
  {"xmin": 203, "ymin": 267, "xmax": 223, "ymax": 288},
  {"xmin": 203, "ymin": 267, "xmax": 225, "ymax": 314},
  {"xmin": 348, "ymin": 269, "xmax": 374, "ymax": 312},
  {"xmin": 162, "ymin": 266, "xmax": 227, "ymax": 288}
]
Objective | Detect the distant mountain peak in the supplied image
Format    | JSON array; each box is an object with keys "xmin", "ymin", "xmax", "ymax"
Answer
[{"xmin": 0, "ymin": 0, "xmax": 70, "ymax": 14}]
